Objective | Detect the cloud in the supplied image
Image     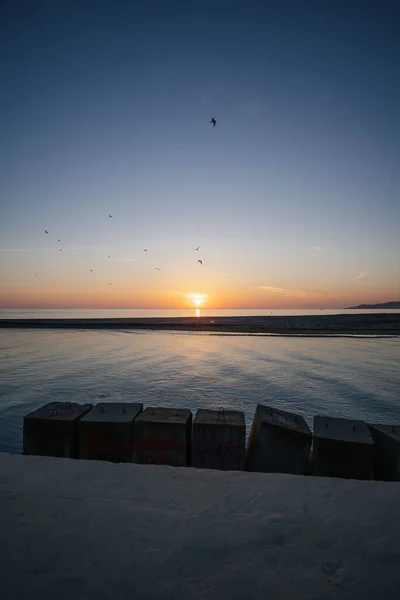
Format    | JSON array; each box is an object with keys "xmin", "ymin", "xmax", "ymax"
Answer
[
  {"xmin": 351, "ymin": 271, "xmax": 368, "ymax": 281},
  {"xmin": 0, "ymin": 245, "xmax": 112, "ymax": 253},
  {"xmin": 241, "ymin": 99, "xmax": 261, "ymax": 115},
  {"xmin": 258, "ymin": 285, "xmax": 339, "ymax": 300},
  {"xmin": 258, "ymin": 286, "xmax": 287, "ymax": 294},
  {"xmin": 0, "ymin": 248, "xmax": 56, "ymax": 253},
  {"xmin": 311, "ymin": 246, "xmax": 328, "ymax": 251}
]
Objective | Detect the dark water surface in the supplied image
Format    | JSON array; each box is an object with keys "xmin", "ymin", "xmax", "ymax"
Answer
[{"xmin": 1, "ymin": 328, "xmax": 399, "ymax": 453}]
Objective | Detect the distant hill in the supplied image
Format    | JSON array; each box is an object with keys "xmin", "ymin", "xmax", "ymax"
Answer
[{"xmin": 346, "ymin": 301, "xmax": 400, "ymax": 309}]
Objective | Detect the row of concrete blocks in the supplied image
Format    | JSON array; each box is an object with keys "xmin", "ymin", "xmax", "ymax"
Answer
[{"xmin": 23, "ymin": 402, "xmax": 400, "ymax": 480}]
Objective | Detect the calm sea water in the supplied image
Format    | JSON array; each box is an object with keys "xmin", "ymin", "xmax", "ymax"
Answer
[
  {"xmin": 1, "ymin": 321, "xmax": 399, "ymax": 454},
  {"xmin": 1, "ymin": 308, "xmax": 400, "ymax": 318}
]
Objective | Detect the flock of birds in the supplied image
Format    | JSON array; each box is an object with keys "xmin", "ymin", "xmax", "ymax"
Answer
[
  {"xmin": 39, "ymin": 224, "xmax": 204, "ymax": 284},
  {"xmin": 35, "ymin": 119, "xmax": 217, "ymax": 284}
]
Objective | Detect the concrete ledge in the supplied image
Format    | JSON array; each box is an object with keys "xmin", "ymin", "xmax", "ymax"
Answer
[{"xmin": 1, "ymin": 453, "xmax": 400, "ymax": 599}]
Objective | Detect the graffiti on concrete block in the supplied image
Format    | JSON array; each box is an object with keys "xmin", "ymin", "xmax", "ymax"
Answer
[
  {"xmin": 134, "ymin": 436, "xmax": 187, "ymax": 466},
  {"xmin": 196, "ymin": 435, "xmax": 244, "ymax": 469},
  {"xmin": 80, "ymin": 434, "xmax": 132, "ymax": 457}
]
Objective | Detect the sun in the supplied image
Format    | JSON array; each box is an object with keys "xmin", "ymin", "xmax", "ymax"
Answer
[{"xmin": 186, "ymin": 293, "xmax": 207, "ymax": 307}]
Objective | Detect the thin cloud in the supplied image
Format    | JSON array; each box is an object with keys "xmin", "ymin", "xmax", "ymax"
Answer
[
  {"xmin": 0, "ymin": 248, "xmax": 52, "ymax": 253},
  {"xmin": 258, "ymin": 286, "xmax": 287, "ymax": 294},
  {"xmin": 351, "ymin": 271, "xmax": 368, "ymax": 281},
  {"xmin": 258, "ymin": 285, "xmax": 338, "ymax": 300},
  {"xmin": 0, "ymin": 245, "xmax": 110, "ymax": 252}
]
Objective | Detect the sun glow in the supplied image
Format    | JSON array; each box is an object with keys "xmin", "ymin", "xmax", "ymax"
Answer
[{"xmin": 186, "ymin": 293, "xmax": 207, "ymax": 307}]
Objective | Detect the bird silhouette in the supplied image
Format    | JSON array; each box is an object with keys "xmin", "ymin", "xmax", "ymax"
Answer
[
  {"xmin": 155, "ymin": 267, "xmax": 161, "ymax": 271},
  {"xmin": 59, "ymin": 249, "xmax": 62, "ymax": 252},
  {"xmin": 34, "ymin": 273, "xmax": 38, "ymax": 276},
  {"xmin": 144, "ymin": 249, "xmax": 147, "ymax": 252},
  {"xmin": 108, "ymin": 255, "xmax": 111, "ymax": 258},
  {"xmin": 210, "ymin": 118, "xmax": 216, "ymax": 127},
  {"xmin": 198, "ymin": 260, "xmax": 203, "ymax": 265},
  {"xmin": 194, "ymin": 246, "xmax": 200, "ymax": 251},
  {"xmin": 57, "ymin": 239, "xmax": 60, "ymax": 242},
  {"xmin": 44, "ymin": 230, "xmax": 48, "ymax": 234},
  {"xmin": 109, "ymin": 214, "xmax": 112, "ymax": 218},
  {"xmin": 108, "ymin": 283, "xmax": 112, "ymax": 285},
  {"xmin": 90, "ymin": 269, "xmax": 93, "ymax": 272}
]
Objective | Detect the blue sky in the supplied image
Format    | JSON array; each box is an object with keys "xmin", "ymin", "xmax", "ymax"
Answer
[{"xmin": 0, "ymin": 0, "xmax": 399, "ymax": 308}]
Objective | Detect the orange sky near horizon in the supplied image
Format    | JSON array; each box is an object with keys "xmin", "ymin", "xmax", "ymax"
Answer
[{"xmin": 0, "ymin": 275, "xmax": 397, "ymax": 310}]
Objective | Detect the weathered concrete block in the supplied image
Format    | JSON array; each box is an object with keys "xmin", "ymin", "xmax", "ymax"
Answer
[
  {"xmin": 368, "ymin": 424, "xmax": 400, "ymax": 481},
  {"xmin": 23, "ymin": 401, "xmax": 92, "ymax": 458},
  {"xmin": 314, "ymin": 416, "xmax": 374, "ymax": 480},
  {"xmin": 245, "ymin": 404, "xmax": 312, "ymax": 474},
  {"xmin": 79, "ymin": 402, "xmax": 143, "ymax": 462},
  {"xmin": 192, "ymin": 408, "xmax": 245, "ymax": 471},
  {"xmin": 133, "ymin": 407, "xmax": 192, "ymax": 467}
]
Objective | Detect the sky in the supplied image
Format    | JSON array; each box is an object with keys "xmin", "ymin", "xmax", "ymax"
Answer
[{"xmin": 0, "ymin": 0, "xmax": 399, "ymax": 310}]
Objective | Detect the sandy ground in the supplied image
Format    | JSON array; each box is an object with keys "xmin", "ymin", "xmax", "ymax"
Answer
[
  {"xmin": 1, "ymin": 453, "xmax": 400, "ymax": 599},
  {"xmin": 0, "ymin": 313, "xmax": 399, "ymax": 335}
]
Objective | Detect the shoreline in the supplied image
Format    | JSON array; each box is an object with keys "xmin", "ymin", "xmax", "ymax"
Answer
[{"xmin": 1, "ymin": 313, "xmax": 399, "ymax": 335}]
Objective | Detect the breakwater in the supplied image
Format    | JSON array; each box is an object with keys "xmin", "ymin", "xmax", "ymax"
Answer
[{"xmin": 23, "ymin": 401, "xmax": 400, "ymax": 481}]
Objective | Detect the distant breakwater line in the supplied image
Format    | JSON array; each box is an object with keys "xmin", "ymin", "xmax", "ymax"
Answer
[{"xmin": 0, "ymin": 313, "xmax": 400, "ymax": 335}]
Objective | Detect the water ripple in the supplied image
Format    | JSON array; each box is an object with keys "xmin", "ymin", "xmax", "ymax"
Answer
[{"xmin": 1, "ymin": 330, "xmax": 399, "ymax": 453}]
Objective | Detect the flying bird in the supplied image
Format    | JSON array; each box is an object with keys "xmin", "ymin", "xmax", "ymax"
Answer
[
  {"xmin": 90, "ymin": 269, "xmax": 93, "ymax": 272},
  {"xmin": 59, "ymin": 249, "xmax": 62, "ymax": 252},
  {"xmin": 210, "ymin": 118, "xmax": 216, "ymax": 127},
  {"xmin": 44, "ymin": 230, "xmax": 48, "ymax": 234},
  {"xmin": 57, "ymin": 239, "xmax": 60, "ymax": 242},
  {"xmin": 108, "ymin": 283, "xmax": 112, "ymax": 285},
  {"xmin": 198, "ymin": 260, "xmax": 203, "ymax": 265},
  {"xmin": 155, "ymin": 267, "xmax": 161, "ymax": 271},
  {"xmin": 34, "ymin": 273, "xmax": 38, "ymax": 276},
  {"xmin": 108, "ymin": 255, "xmax": 111, "ymax": 258},
  {"xmin": 194, "ymin": 246, "xmax": 200, "ymax": 251},
  {"xmin": 144, "ymin": 249, "xmax": 147, "ymax": 252},
  {"xmin": 109, "ymin": 214, "xmax": 112, "ymax": 218}
]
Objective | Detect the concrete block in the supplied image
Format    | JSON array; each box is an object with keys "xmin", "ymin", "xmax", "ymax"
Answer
[
  {"xmin": 245, "ymin": 404, "xmax": 312, "ymax": 474},
  {"xmin": 368, "ymin": 424, "xmax": 400, "ymax": 481},
  {"xmin": 78, "ymin": 402, "xmax": 143, "ymax": 462},
  {"xmin": 313, "ymin": 416, "xmax": 374, "ymax": 480},
  {"xmin": 192, "ymin": 408, "xmax": 245, "ymax": 471},
  {"xmin": 133, "ymin": 407, "xmax": 192, "ymax": 467},
  {"xmin": 23, "ymin": 401, "xmax": 92, "ymax": 458}
]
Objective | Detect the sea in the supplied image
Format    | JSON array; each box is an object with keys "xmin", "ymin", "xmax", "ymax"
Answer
[{"xmin": 1, "ymin": 308, "xmax": 399, "ymax": 454}]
